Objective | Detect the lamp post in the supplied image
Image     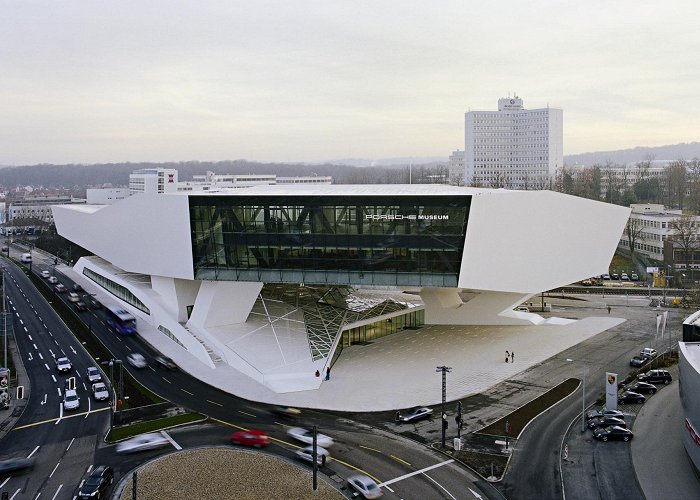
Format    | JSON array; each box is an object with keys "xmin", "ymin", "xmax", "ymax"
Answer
[
  {"xmin": 567, "ymin": 358, "xmax": 587, "ymax": 432},
  {"xmin": 436, "ymin": 365, "xmax": 452, "ymax": 448}
]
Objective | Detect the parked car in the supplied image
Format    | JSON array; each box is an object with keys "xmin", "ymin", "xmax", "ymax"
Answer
[
  {"xmin": 398, "ymin": 406, "xmax": 433, "ymax": 423},
  {"xmin": 230, "ymin": 430, "xmax": 269, "ymax": 448},
  {"xmin": 621, "ymin": 273, "xmax": 629, "ymax": 281},
  {"xmin": 77, "ymin": 465, "xmax": 113, "ymax": 500},
  {"xmin": 92, "ymin": 382, "xmax": 110, "ymax": 401},
  {"xmin": 55, "ymin": 356, "xmax": 72, "ymax": 373},
  {"xmin": 637, "ymin": 369, "xmax": 673, "ymax": 385},
  {"xmin": 54, "ymin": 283, "xmax": 67, "ymax": 293},
  {"xmin": 593, "ymin": 425, "xmax": 634, "ymax": 442},
  {"xmin": 72, "ymin": 283, "xmax": 83, "ymax": 292},
  {"xmin": 640, "ymin": 347, "xmax": 657, "ymax": 359},
  {"xmin": 295, "ymin": 445, "xmax": 329, "ymax": 466},
  {"xmin": 587, "ymin": 416, "xmax": 626, "ymax": 430},
  {"xmin": 618, "ymin": 391, "xmax": 646, "ymax": 404},
  {"xmin": 0, "ymin": 457, "xmax": 35, "ymax": 476},
  {"xmin": 126, "ymin": 353, "xmax": 147, "ymax": 369},
  {"xmin": 287, "ymin": 427, "xmax": 334, "ymax": 448},
  {"xmin": 631, "ymin": 273, "xmax": 639, "ymax": 281},
  {"xmin": 602, "ymin": 274, "xmax": 611, "ymax": 280},
  {"xmin": 611, "ymin": 273, "xmax": 619, "ymax": 280},
  {"xmin": 630, "ymin": 355, "xmax": 650, "ymax": 368},
  {"xmin": 74, "ymin": 301, "xmax": 87, "ymax": 312},
  {"xmin": 63, "ymin": 389, "xmax": 80, "ymax": 411},
  {"xmin": 347, "ymin": 474, "xmax": 384, "ymax": 499},
  {"xmin": 40, "ymin": 270, "xmax": 50, "ymax": 278},
  {"xmin": 48, "ymin": 276, "xmax": 58, "ymax": 284},
  {"xmin": 514, "ymin": 306, "xmax": 529, "ymax": 312},
  {"xmin": 115, "ymin": 433, "xmax": 169, "ymax": 454},
  {"xmin": 154, "ymin": 356, "xmax": 177, "ymax": 370},
  {"xmin": 86, "ymin": 366, "xmax": 102, "ymax": 383},
  {"xmin": 67, "ymin": 292, "xmax": 80, "ymax": 303},
  {"xmin": 627, "ymin": 382, "xmax": 657, "ymax": 394},
  {"xmin": 586, "ymin": 408, "xmax": 624, "ymax": 421}
]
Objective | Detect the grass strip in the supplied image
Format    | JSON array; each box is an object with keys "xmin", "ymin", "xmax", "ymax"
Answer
[{"xmin": 107, "ymin": 412, "xmax": 206, "ymax": 442}]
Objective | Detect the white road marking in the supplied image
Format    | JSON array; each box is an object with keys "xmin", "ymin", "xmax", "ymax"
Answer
[
  {"xmin": 86, "ymin": 464, "xmax": 93, "ymax": 473},
  {"xmin": 33, "ymin": 344, "xmax": 38, "ymax": 350},
  {"xmin": 28, "ymin": 334, "xmax": 32, "ymax": 340},
  {"xmin": 378, "ymin": 459, "xmax": 455, "ymax": 487},
  {"xmin": 44, "ymin": 363, "xmax": 50, "ymax": 370},
  {"xmin": 28, "ymin": 353, "xmax": 33, "ymax": 361},
  {"xmin": 422, "ymin": 473, "xmax": 457, "ymax": 500},
  {"xmin": 9, "ymin": 487, "xmax": 21, "ymax": 500},
  {"xmin": 41, "ymin": 394, "xmax": 47, "ymax": 405},
  {"xmin": 56, "ymin": 403, "xmax": 63, "ymax": 425},
  {"xmin": 27, "ymin": 445, "xmax": 40, "ymax": 458},
  {"xmin": 82, "ymin": 382, "xmax": 87, "ymax": 391},
  {"xmin": 51, "ymin": 375, "xmax": 56, "ymax": 383},
  {"xmin": 49, "ymin": 461, "xmax": 60, "ymax": 478},
  {"xmin": 66, "ymin": 438, "xmax": 75, "ymax": 451},
  {"xmin": 38, "ymin": 353, "xmax": 43, "ymax": 360},
  {"xmin": 162, "ymin": 377, "xmax": 172, "ymax": 384},
  {"xmin": 0, "ymin": 477, "xmax": 10, "ymax": 489},
  {"xmin": 23, "ymin": 326, "xmax": 27, "ymax": 332},
  {"xmin": 19, "ymin": 319, "xmax": 23, "ymax": 325},
  {"xmin": 160, "ymin": 430, "xmax": 182, "ymax": 450},
  {"xmin": 70, "ymin": 346, "xmax": 76, "ymax": 354},
  {"xmin": 49, "ymin": 349, "xmax": 55, "ymax": 357},
  {"xmin": 50, "ymin": 484, "xmax": 63, "ymax": 500},
  {"xmin": 57, "ymin": 388, "xmax": 61, "ymax": 397},
  {"xmin": 11, "ymin": 306, "xmax": 15, "ymax": 311},
  {"xmin": 38, "ymin": 316, "xmax": 41, "ymax": 321},
  {"xmin": 85, "ymin": 398, "xmax": 91, "ymax": 418}
]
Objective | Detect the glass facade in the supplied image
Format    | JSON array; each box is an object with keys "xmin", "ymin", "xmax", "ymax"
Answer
[
  {"xmin": 83, "ymin": 267, "xmax": 150, "ymax": 315},
  {"xmin": 190, "ymin": 195, "xmax": 471, "ymax": 286}
]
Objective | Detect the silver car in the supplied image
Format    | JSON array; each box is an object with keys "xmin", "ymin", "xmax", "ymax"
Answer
[
  {"xmin": 348, "ymin": 474, "xmax": 383, "ymax": 499},
  {"xmin": 295, "ymin": 445, "xmax": 329, "ymax": 466},
  {"xmin": 126, "ymin": 353, "xmax": 147, "ymax": 369},
  {"xmin": 86, "ymin": 366, "xmax": 102, "ymax": 383},
  {"xmin": 63, "ymin": 389, "xmax": 80, "ymax": 411},
  {"xmin": 92, "ymin": 382, "xmax": 109, "ymax": 401},
  {"xmin": 115, "ymin": 433, "xmax": 169, "ymax": 454}
]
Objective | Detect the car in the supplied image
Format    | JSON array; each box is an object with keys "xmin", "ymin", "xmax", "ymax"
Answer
[
  {"xmin": 230, "ymin": 430, "xmax": 269, "ymax": 448},
  {"xmin": 63, "ymin": 389, "xmax": 80, "ymax": 410},
  {"xmin": 295, "ymin": 445, "xmax": 329, "ymax": 466},
  {"xmin": 48, "ymin": 275, "xmax": 58, "ymax": 284},
  {"xmin": 611, "ymin": 273, "xmax": 619, "ymax": 280},
  {"xmin": 115, "ymin": 433, "xmax": 169, "ymax": 454},
  {"xmin": 74, "ymin": 301, "xmax": 88, "ymax": 312},
  {"xmin": 618, "ymin": 391, "xmax": 646, "ymax": 405},
  {"xmin": 397, "ymin": 406, "xmax": 433, "ymax": 423},
  {"xmin": 587, "ymin": 416, "xmax": 626, "ymax": 430},
  {"xmin": 593, "ymin": 425, "xmax": 634, "ymax": 442},
  {"xmin": 92, "ymin": 382, "xmax": 110, "ymax": 401},
  {"xmin": 628, "ymin": 381, "xmax": 657, "ymax": 394},
  {"xmin": 54, "ymin": 283, "xmax": 67, "ymax": 293},
  {"xmin": 0, "ymin": 457, "xmax": 35, "ymax": 476},
  {"xmin": 630, "ymin": 355, "xmax": 650, "ymax": 368},
  {"xmin": 602, "ymin": 274, "xmax": 611, "ymax": 280},
  {"xmin": 86, "ymin": 366, "xmax": 102, "ymax": 383},
  {"xmin": 621, "ymin": 273, "xmax": 629, "ymax": 281},
  {"xmin": 72, "ymin": 283, "xmax": 83, "ymax": 292},
  {"xmin": 154, "ymin": 356, "xmax": 177, "ymax": 370},
  {"xmin": 126, "ymin": 353, "xmax": 147, "ymax": 369},
  {"xmin": 0, "ymin": 246, "xmax": 7, "ymax": 253},
  {"xmin": 287, "ymin": 427, "xmax": 334, "ymax": 448},
  {"xmin": 87, "ymin": 297, "xmax": 103, "ymax": 309},
  {"xmin": 640, "ymin": 347, "xmax": 657, "ymax": 359},
  {"xmin": 637, "ymin": 369, "xmax": 673, "ymax": 385},
  {"xmin": 514, "ymin": 306, "xmax": 529, "ymax": 312},
  {"xmin": 586, "ymin": 408, "xmax": 624, "ymax": 421},
  {"xmin": 347, "ymin": 474, "xmax": 383, "ymax": 499},
  {"xmin": 40, "ymin": 270, "xmax": 50, "ymax": 278},
  {"xmin": 55, "ymin": 356, "xmax": 72, "ymax": 372},
  {"xmin": 67, "ymin": 292, "xmax": 80, "ymax": 302},
  {"xmin": 77, "ymin": 465, "xmax": 114, "ymax": 499},
  {"xmin": 631, "ymin": 273, "xmax": 639, "ymax": 281},
  {"xmin": 271, "ymin": 406, "xmax": 302, "ymax": 419}
]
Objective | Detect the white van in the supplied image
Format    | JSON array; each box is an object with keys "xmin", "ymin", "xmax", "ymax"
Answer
[{"xmin": 20, "ymin": 253, "xmax": 32, "ymax": 263}]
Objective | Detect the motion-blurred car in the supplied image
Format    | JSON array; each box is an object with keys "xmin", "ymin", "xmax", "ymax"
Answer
[
  {"xmin": 271, "ymin": 406, "xmax": 301, "ymax": 419},
  {"xmin": 586, "ymin": 408, "xmax": 624, "ymax": 421},
  {"xmin": 154, "ymin": 356, "xmax": 177, "ymax": 370},
  {"xmin": 627, "ymin": 382, "xmax": 657, "ymax": 394},
  {"xmin": 115, "ymin": 433, "xmax": 169, "ymax": 454},
  {"xmin": 86, "ymin": 366, "xmax": 102, "ymax": 383},
  {"xmin": 637, "ymin": 369, "xmax": 672, "ymax": 385},
  {"xmin": 48, "ymin": 276, "xmax": 58, "ymax": 284},
  {"xmin": 54, "ymin": 283, "xmax": 67, "ymax": 293},
  {"xmin": 618, "ymin": 391, "xmax": 646, "ymax": 404},
  {"xmin": 587, "ymin": 416, "xmax": 626, "ymax": 430},
  {"xmin": 629, "ymin": 355, "xmax": 650, "ymax": 368},
  {"xmin": 67, "ymin": 292, "xmax": 80, "ymax": 302},
  {"xmin": 72, "ymin": 283, "xmax": 83, "ymax": 292},
  {"xmin": 398, "ymin": 406, "xmax": 433, "ymax": 423},
  {"xmin": 287, "ymin": 427, "xmax": 334, "ymax": 448},
  {"xmin": 0, "ymin": 457, "xmax": 35, "ymax": 476},
  {"xmin": 63, "ymin": 389, "xmax": 80, "ymax": 411},
  {"xmin": 77, "ymin": 465, "xmax": 113, "ymax": 499},
  {"xmin": 347, "ymin": 474, "xmax": 383, "ymax": 499},
  {"xmin": 55, "ymin": 356, "xmax": 72, "ymax": 373},
  {"xmin": 230, "ymin": 430, "xmax": 269, "ymax": 448},
  {"xmin": 40, "ymin": 270, "xmax": 50, "ymax": 278},
  {"xmin": 295, "ymin": 445, "xmax": 329, "ymax": 466},
  {"xmin": 74, "ymin": 301, "xmax": 88, "ymax": 312},
  {"xmin": 92, "ymin": 382, "xmax": 109, "ymax": 401},
  {"xmin": 593, "ymin": 426, "xmax": 634, "ymax": 442},
  {"xmin": 126, "ymin": 353, "xmax": 147, "ymax": 369}
]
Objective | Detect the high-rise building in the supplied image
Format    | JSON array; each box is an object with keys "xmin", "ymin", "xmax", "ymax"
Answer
[
  {"xmin": 448, "ymin": 150, "xmax": 465, "ymax": 186},
  {"xmin": 464, "ymin": 96, "xmax": 563, "ymax": 189}
]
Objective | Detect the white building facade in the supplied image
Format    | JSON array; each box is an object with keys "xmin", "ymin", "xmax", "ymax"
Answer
[
  {"xmin": 465, "ymin": 96, "xmax": 563, "ymax": 189},
  {"xmin": 448, "ymin": 150, "xmax": 465, "ymax": 186},
  {"xmin": 9, "ymin": 196, "xmax": 85, "ymax": 223},
  {"xmin": 86, "ymin": 188, "xmax": 130, "ymax": 205},
  {"xmin": 129, "ymin": 168, "xmax": 178, "ymax": 195}
]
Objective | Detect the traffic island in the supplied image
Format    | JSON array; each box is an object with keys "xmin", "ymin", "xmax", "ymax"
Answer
[{"xmin": 117, "ymin": 447, "xmax": 342, "ymax": 500}]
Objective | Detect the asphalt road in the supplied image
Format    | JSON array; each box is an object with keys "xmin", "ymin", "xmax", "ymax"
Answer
[{"xmin": 3, "ymin": 247, "xmax": 491, "ymax": 500}]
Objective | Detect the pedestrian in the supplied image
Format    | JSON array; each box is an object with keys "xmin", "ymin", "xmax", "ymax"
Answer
[
  {"xmin": 395, "ymin": 410, "xmax": 401, "ymax": 422},
  {"xmin": 315, "ymin": 369, "xmax": 320, "ymax": 378},
  {"xmin": 607, "ymin": 305, "xmax": 611, "ymax": 314},
  {"xmin": 511, "ymin": 351, "xmax": 515, "ymax": 363},
  {"xmin": 325, "ymin": 366, "xmax": 330, "ymax": 381},
  {"xmin": 505, "ymin": 350, "xmax": 509, "ymax": 363}
]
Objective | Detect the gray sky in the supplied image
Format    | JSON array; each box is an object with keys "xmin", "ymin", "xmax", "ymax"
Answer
[{"xmin": 1, "ymin": 1, "xmax": 698, "ymax": 165}]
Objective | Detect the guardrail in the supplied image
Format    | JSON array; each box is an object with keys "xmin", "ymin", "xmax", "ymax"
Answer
[{"xmin": 549, "ymin": 285, "xmax": 687, "ymax": 297}]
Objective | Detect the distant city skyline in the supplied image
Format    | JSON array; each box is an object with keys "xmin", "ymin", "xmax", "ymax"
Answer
[{"xmin": 1, "ymin": 1, "xmax": 698, "ymax": 165}]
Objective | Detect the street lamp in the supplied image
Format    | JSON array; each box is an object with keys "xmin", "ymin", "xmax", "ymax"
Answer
[
  {"xmin": 566, "ymin": 358, "xmax": 587, "ymax": 433},
  {"xmin": 436, "ymin": 365, "xmax": 452, "ymax": 448}
]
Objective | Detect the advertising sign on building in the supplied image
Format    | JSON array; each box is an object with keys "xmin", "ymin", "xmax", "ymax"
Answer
[{"xmin": 606, "ymin": 372, "xmax": 618, "ymax": 409}]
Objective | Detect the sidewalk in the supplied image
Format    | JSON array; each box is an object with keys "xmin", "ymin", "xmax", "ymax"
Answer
[{"xmin": 0, "ymin": 320, "xmax": 30, "ymax": 443}]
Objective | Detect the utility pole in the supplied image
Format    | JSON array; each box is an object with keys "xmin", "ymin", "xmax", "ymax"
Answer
[
  {"xmin": 312, "ymin": 425, "xmax": 318, "ymax": 491},
  {"xmin": 455, "ymin": 400, "xmax": 463, "ymax": 439},
  {"xmin": 436, "ymin": 365, "xmax": 452, "ymax": 448},
  {"xmin": 2, "ymin": 270, "xmax": 5, "ymax": 369}
]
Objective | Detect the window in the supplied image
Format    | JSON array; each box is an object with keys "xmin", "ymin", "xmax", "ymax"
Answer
[{"xmin": 82, "ymin": 267, "xmax": 150, "ymax": 314}]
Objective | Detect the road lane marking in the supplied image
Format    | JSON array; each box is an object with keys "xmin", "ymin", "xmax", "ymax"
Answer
[
  {"xmin": 378, "ymin": 459, "xmax": 455, "ymax": 487},
  {"xmin": 49, "ymin": 349, "xmax": 54, "ymax": 357},
  {"xmin": 23, "ymin": 327, "xmax": 27, "ymax": 332},
  {"xmin": 27, "ymin": 446, "xmax": 40, "ymax": 458},
  {"xmin": 0, "ymin": 477, "xmax": 9, "ymax": 489},
  {"xmin": 13, "ymin": 407, "xmax": 110, "ymax": 430},
  {"xmin": 9, "ymin": 487, "xmax": 21, "ymax": 500},
  {"xmin": 51, "ymin": 375, "xmax": 56, "ymax": 383},
  {"xmin": 66, "ymin": 438, "xmax": 75, "ymax": 451},
  {"xmin": 206, "ymin": 400, "xmax": 223, "ymax": 407},
  {"xmin": 181, "ymin": 389, "xmax": 194, "ymax": 396},
  {"xmin": 359, "ymin": 445, "xmax": 382, "ymax": 453},
  {"xmin": 19, "ymin": 319, "xmax": 23, "ymax": 325},
  {"xmin": 57, "ymin": 388, "xmax": 62, "ymax": 397},
  {"xmin": 162, "ymin": 377, "xmax": 172, "ymax": 384},
  {"xmin": 50, "ymin": 484, "xmax": 63, "ymax": 500},
  {"xmin": 70, "ymin": 346, "xmax": 76, "ymax": 354},
  {"xmin": 38, "ymin": 353, "xmax": 43, "ymax": 360},
  {"xmin": 423, "ymin": 473, "xmax": 457, "ymax": 500},
  {"xmin": 44, "ymin": 363, "xmax": 50, "ymax": 371},
  {"xmin": 49, "ymin": 461, "xmax": 60, "ymax": 478},
  {"xmin": 28, "ymin": 353, "xmax": 33, "ymax": 361},
  {"xmin": 28, "ymin": 335, "xmax": 32, "ymax": 341},
  {"xmin": 161, "ymin": 431, "xmax": 182, "ymax": 450},
  {"xmin": 41, "ymin": 394, "xmax": 47, "ymax": 405},
  {"xmin": 390, "ymin": 454, "xmax": 411, "ymax": 466},
  {"xmin": 238, "ymin": 410, "xmax": 256, "ymax": 418},
  {"xmin": 86, "ymin": 465, "xmax": 93, "ymax": 473},
  {"xmin": 85, "ymin": 398, "xmax": 91, "ymax": 419},
  {"xmin": 148, "ymin": 366, "xmax": 156, "ymax": 372},
  {"xmin": 55, "ymin": 403, "xmax": 63, "ymax": 425},
  {"xmin": 33, "ymin": 344, "xmax": 38, "ymax": 350}
]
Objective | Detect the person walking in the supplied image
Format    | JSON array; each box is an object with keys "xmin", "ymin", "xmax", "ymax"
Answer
[
  {"xmin": 325, "ymin": 367, "xmax": 330, "ymax": 381},
  {"xmin": 505, "ymin": 350, "xmax": 509, "ymax": 363},
  {"xmin": 511, "ymin": 351, "xmax": 515, "ymax": 363},
  {"xmin": 607, "ymin": 305, "xmax": 611, "ymax": 314}
]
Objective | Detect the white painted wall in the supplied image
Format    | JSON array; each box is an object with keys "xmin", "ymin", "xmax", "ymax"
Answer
[
  {"xmin": 151, "ymin": 276, "xmax": 201, "ymax": 323},
  {"xmin": 420, "ymin": 288, "xmax": 541, "ymax": 325},
  {"xmin": 187, "ymin": 281, "xmax": 263, "ymax": 329}
]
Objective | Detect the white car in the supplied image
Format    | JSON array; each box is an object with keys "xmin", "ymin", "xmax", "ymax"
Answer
[
  {"xmin": 287, "ymin": 427, "xmax": 334, "ymax": 448},
  {"xmin": 295, "ymin": 445, "xmax": 329, "ymax": 466},
  {"xmin": 63, "ymin": 389, "xmax": 80, "ymax": 411},
  {"xmin": 126, "ymin": 353, "xmax": 147, "ymax": 369},
  {"xmin": 640, "ymin": 347, "xmax": 657, "ymax": 359},
  {"xmin": 40, "ymin": 270, "xmax": 50, "ymax": 278},
  {"xmin": 55, "ymin": 357, "xmax": 72, "ymax": 373},
  {"xmin": 86, "ymin": 366, "xmax": 102, "ymax": 383},
  {"xmin": 67, "ymin": 292, "xmax": 80, "ymax": 302},
  {"xmin": 348, "ymin": 474, "xmax": 383, "ymax": 499},
  {"xmin": 92, "ymin": 382, "xmax": 109, "ymax": 401},
  {"xmin": 115, "ymin": 433, "xmax": 169, "ymax": 454},
  {"xmin": 48, "ymin": 276, "xmax": 58, "ymax": 284}
]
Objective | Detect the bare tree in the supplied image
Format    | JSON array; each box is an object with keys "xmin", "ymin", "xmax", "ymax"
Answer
[
  {"xmin": 666, "ymin": 159, "xmax": 687, "ymax": 209},
  {"xmin": 489, "ymin": 171, "xmax": 511, "ymax": 189},
  {"xmin": 624, "ymin": 216, "xmax": 644, "ymax": 258},
  {"xmin": 669, "ymin": 213, "xmax": 699, "ymax": 282}
]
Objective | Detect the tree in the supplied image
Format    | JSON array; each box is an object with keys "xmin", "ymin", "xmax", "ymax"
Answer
[
  {"xmin": 489, "ymin": 171, "xmax": 511, "ymax": 189},
  {"xmin": 669, "ymin": 213, "xmax": 699, "ymax": 283},
  {"xmin": 666, "ymin": 159, "xmax": 687, "ymax": 209},
  {"xmin": 624, "ymin": 216, "xmax": 644, "ymax": 259}
]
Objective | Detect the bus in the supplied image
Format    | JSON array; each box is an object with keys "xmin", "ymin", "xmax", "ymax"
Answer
[{"xmin": 105, "ymin": 305, "xmax": 137, "ymax": 335}]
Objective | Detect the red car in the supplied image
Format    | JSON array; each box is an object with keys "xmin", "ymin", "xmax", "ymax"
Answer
[{"xmin": 230, "ymin": 430, "xmax": 269, "ymax": 448}]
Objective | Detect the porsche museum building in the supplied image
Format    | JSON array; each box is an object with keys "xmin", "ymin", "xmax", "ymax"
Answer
[
  {"xmin": 680, "ymin": 311, "xmax": 700, "ymax": 473},
  {"xmin": 52, "ymin": 184, "xmax": 629, "ymax": 393}
]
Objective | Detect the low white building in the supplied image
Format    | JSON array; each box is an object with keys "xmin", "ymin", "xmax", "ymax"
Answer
[
  {"xmin": 129, "ymin": 168, "xmax": 178, "ymax": 195},
  {"xmin": 448, "ymin": 150, "xmax": 465, "ymax": 186},
  {"xmin": 9, "ymin": 196, "xmax": 85, "ymax": 223},
  {"xmin": 86, "ymin": 188, "xmax": 130, "ymax": 205}
]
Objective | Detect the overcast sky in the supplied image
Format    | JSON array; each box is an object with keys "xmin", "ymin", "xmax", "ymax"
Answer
[{"xmin": 1, "ymin": 1, "xmax": 698, "ymax": 165}]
